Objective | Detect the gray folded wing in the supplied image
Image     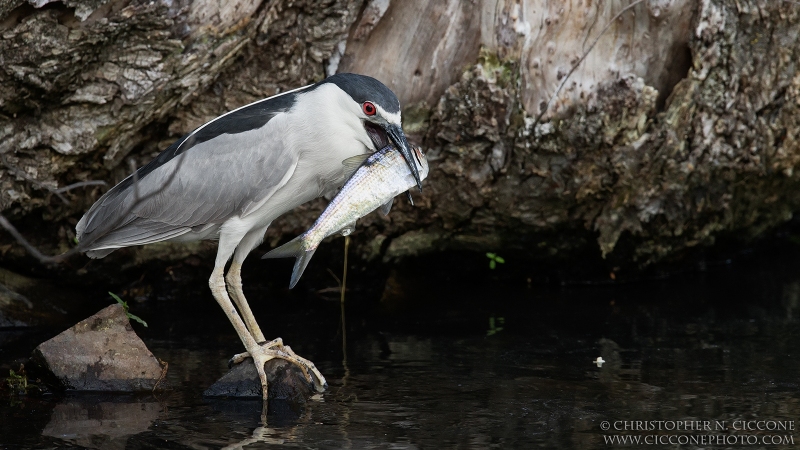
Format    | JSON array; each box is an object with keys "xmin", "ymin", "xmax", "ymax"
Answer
[{"xmin": 76, "ymin": 129, "xmax": 297, "ymax": 254}]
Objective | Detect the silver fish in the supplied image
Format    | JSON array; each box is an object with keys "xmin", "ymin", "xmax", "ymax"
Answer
[{"xmin": 262, "ymin": 144, "xmax": 429, "ymax": 288}]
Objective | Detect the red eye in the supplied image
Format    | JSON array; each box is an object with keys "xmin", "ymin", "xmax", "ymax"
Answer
[{"xmin": 362, "ymin": 101, "xmax": 376, "ymax": 116}]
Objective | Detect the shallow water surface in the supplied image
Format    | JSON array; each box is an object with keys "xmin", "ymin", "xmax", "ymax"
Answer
[{"xmin": 2, "ymin": 249, "xmax": 800, "ymax": 449}]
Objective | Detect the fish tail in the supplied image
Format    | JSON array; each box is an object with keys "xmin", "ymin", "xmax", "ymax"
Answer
[
  {"xmin": 261, "ymin": 236, "xmax": 317, "ymax": 289},
  {"xmin": 289, "ymin": 248, "xmax": 316, "ymax": 289}
]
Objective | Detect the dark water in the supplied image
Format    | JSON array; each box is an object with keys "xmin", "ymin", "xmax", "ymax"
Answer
[{"xmin": 2, "ymin": 247, "xmax": 800, "ymax": 449}]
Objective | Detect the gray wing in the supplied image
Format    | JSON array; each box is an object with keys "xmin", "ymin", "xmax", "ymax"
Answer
[
  {"xmin": 76, "ymin": 88, "xmax": 309, "ymax": 255},
  {"xmin": 77, "ymin": 128, "xmax": 297, "ymax": 254}
]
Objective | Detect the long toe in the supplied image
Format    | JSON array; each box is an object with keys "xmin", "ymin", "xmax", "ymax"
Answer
[
  {"xmin": 228, "ymin": 339, "xmax": 282, "ymax": 366},
  {"xmin": 257, "ymin": 345, "xmax": 327, "ymax": 393},
  {"xmin": 277, "ymin": 344, "xmax": 327, "ymax": 391},
  {"xmin": 309, "ymin": 363, "xmax": 327, "ymax": 392},
  {"xmin": 249, "ymin": 352, "xmax": 272, "ymax": 401},
  {"xmin": 262, "ymin": 337, "xmax": 284, "ymax": 348},
  {"xmin": 228, "ymin": 351, "xmax": 251, "ymax": 368},
  {"xmin": 248, "ymin": 346, "xmax": 306, "ymax": 398}
]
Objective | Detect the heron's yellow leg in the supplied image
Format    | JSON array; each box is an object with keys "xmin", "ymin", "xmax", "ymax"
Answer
[{"xmin": 226, "ymin": 261, "xmax": 266, "ymax": 343}]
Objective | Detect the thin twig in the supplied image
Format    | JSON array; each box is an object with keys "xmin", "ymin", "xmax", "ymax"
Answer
[
  {"xmin": 316, "ymin": 286, "xmax": 348, "ymax": 295},
  {"xmin": 152, "ymin": 359, "xmax": 168, "ymax": 393},
  {"xmin": 0, "ymin": 214, "xmax": 70, "ymax": 263},
  {"xmin": 340, "ymin": 235, "xmax": 350, "ymax": 363},
  {"xmin": 340, "ymin": 236, "xmax": 350, "ymax": 306},
  {"xmin": 129, "ymin": 158, "xmax": 142, "ymax": 203},
  {"xmin": 530, "ymin": 0, "xmax": 645, "ymax": 130},
  {"xmin": 326, "ymin": 267, "xmax": 342, "ymax": 286},
  {"xmin": 54, "ymin": 180, "xmax": 108, "ymax": 193}
]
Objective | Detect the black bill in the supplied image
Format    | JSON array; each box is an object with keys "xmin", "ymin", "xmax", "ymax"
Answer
[{"xmin": 384, "ymin": 123, "xmax": 423, "ymax": 191}]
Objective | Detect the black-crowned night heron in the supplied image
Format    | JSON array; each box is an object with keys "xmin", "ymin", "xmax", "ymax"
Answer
[{"xmin": 75, "ymin": 73, "xmax": 421, "ymax": 399}]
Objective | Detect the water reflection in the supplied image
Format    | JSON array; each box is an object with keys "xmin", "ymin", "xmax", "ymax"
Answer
[
  {"xmin": 2, "ymin": 247, "xmax": 800, "ymax": 448},
  {"xmin": 7, "ymin": 320, "xmax": 800, "ymax": 448},
  {"xmin": 41, "ymin": 396, "xmax": 160, "ymax": 449},
  {"xmin": 221, "ymin": 424, "xmax": 286, "ymax": 448}
]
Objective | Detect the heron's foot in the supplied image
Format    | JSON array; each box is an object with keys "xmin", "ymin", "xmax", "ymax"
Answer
[
  {"xmin": 229, "ymin": 338, "xmax": 327, "ymax": 395},
  {"xmin": 229, "ymin": 337, "xmax": 286, "ymax": 366}
]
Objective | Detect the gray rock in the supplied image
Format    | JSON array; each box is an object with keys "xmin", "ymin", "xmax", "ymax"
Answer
[
  {"xmin": 204, "ymin": 358, "xmax": 313, "ymax": 401},
  {"xmin": 31, "ymin": 304, "xmax": 164, "ymax": 392}
]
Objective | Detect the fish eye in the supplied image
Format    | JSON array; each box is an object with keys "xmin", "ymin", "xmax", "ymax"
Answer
[{"xmin": 362, "ymin": 102, "xmax": 376, "ymax": 116}]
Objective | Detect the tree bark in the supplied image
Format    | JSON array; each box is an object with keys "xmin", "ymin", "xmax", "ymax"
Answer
[{"xmin": 1, "ymin": 0, "xmax": 799, "ymax": 270}]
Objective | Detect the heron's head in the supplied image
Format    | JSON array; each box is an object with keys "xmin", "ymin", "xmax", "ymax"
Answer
[{"xmin": 320, "ymin": 73, "xmax": 422, "ymax": 190}]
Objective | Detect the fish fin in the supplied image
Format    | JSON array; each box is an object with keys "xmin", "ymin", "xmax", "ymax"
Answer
[
  {"xmin": 262, "ymin": 235, "xmax": 304, "ymax": 260},
  {"xmin": 379, "ymin": 198, "xmax": 394, "ymax": 216},
  {"xmin": 341, "ymin": 154, "xmax": 371, "ymax": 172},
  {"xmin": 289, "ymin": 248, "xmax": 316, "ymax": 289},
  {"xmin": 261, "ymin": 236, "xmax": 316, "ymax": 289},
  {"xmin": 406, "ymin": 191, "xmax": 414, "ymax": 206},
  {"xmin": 338, "ymin": 221, "xmax": 356, "ymax": 236}
]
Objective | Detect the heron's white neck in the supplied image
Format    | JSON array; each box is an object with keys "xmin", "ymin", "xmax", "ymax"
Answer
[{"xmin": 286, "ymin": 84, "xmax": 374, "ymax": 157}]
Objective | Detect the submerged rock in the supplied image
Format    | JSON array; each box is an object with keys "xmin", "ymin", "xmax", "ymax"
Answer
[
  {"xmin": 31, "ymin": 304, "xmax": 164, "ymax": 392},
  {"xmin": 204, "ymin": 358, "xmax": 313, "ymax": 401}
]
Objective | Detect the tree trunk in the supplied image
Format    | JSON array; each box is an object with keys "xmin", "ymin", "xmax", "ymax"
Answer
[{"xmin": 1, "ymin": 0, "xmax": 799, "ymax": 270}]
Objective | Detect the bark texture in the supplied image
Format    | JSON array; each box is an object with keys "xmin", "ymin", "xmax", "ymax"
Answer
[{"xmin": 1, "ymin": 0, "xmax": 799, "ymax": 270}]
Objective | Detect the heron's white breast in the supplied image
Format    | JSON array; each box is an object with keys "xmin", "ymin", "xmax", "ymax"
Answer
[{"xmin": 241, "ymin": 83, "xmax": 373, "ymax": 227}]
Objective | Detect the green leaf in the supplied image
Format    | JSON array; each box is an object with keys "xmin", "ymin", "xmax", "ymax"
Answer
[
  {"xmin": 486, "ymin": 252, "xmax": 496, "ymax": 259},
  {"xmin": 489, "ymin": 260, "xmax": 496, "ymax": 269},
  {"xmin": 495, "ymin": 256, "xmax": 505, "ymax": 264},
  {"xmin": 109, "ymin": 291, "xmax": 126, "ymax": 309},
  {"xmin": 127, "ymin": 313, "xmax": 148, "ymax": 328},
  {"xmin": 487, "ymin": 316, "xmax": 504, "ymax": 336},
  {"xmin": 109, "ymin": 292, "xmax": 147, "ymax": 327}
]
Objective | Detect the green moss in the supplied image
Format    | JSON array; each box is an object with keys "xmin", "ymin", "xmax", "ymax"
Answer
[
  {"xmin": 402, "ymin": 101, "xmax": 432, "ymax": 136},
  {"xmin": 477, "ymin": 47, "xmax": 515, "ymax": 85}
]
